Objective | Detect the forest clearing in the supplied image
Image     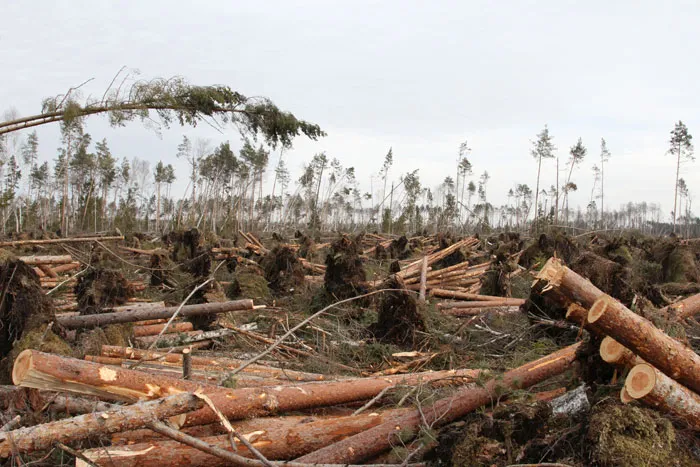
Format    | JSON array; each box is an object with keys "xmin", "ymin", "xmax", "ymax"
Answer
[{"xmin": 0, "ymin": 75, "xmax": 698, "ymax": 467}]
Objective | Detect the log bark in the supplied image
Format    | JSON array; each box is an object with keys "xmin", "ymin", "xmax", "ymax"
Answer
[
  {"xmin": 135, "ymin": 329, "xmax": 232, "ymax": 347},
  {"xmin": 106, "ymin": 301, "xmax": 167, "ymax": 313},
  {"xmin": 661, "ymin": 292, "xmax": 700, "ymax": 321},
  {"xmin": 588, "ymin": 295, "xmax": 700, "ymax": 393},
  {"xmin": 536, "ymin": 257, "xmax": 604, "ymax": 307},
  {"xmin": 133, "ymin": 321, "xmax": 193, "ymax": 337},
  {"xmin": 13, "ymin": 350, "xmax": 480, "ymax": 428},
  {"xmin": 443, "ymin": 305, "xmax": 521, "ymax": 317},
  {"xmin": 295, "ymin": 342, "xmax": 582, "ymax": 464},
  {"xmin": 418, "ymin": 256, "xmax": 428, "ymax": 303},
  {"xmin": 56, "ymin": 299, "xmax": 255, "ymax": 329},
  {"xmin": 100, "ymin": 345, "xmax": 329, "ymax": 382},
  {"xmin": 52, "ymin": 262, "xmax": 81, "ymax": 274},
  {"xmin": 437, "ymin": 298, "xmax": 525, "ymax": 309},
  {"xmin": 17, "ymin": 255, "xmax": 73, "ymax": 265},
  {"xmin": 398, "ymin": 237, "xmax": 479, "ymax": 279},
  {"xmin": 0, "ymin": 392, "xmax": 202, "ymax": 457},
  {"xmin": 625, "ymin": 363, "xmax": 700, "ymax": 430},
  {"xmin": 0, "ymin": 235, "xmax": 123, "ymax": 247},
  {"xmin": 81, "ymin": 409, "xmax": 410, "ymax": 465},
  {"xmin": 430, "ymin": 289, "xmax": 522, "ymax": 303},
  {"xmin": 599, "ymin": 336, "xmax": 644, "ymax": 368},
  {"xmin": 38, "ymin": 264, "xmax": 57, "ymax": 278}
]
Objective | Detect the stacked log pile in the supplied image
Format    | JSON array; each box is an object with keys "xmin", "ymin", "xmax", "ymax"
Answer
[{"xmin": 536, "ymin": 257, "xmax": 700, "ymax": 430}]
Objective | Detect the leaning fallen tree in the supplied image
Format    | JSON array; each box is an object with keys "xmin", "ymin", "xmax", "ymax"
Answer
[
  {"xmin": 56, "ymin": 299, "xmax": 256, "ymax": 328},
  {"xmin": 80, "ymin": 408, "xmax": 410, "ymax": 465},
  {"xmin": 295, "ymin": 342, "xmax": 582, "ymax": 464},
  {"xmin": 13, "ymin": 350, "xmax": 481, "ymax": 427},
  {"xmin": 0, "ymin": 392, "xmax": 202, "ymax": 457}
]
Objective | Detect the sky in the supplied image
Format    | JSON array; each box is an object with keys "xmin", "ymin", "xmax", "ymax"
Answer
[{"xmin": 2, "ymin": 0, "xmax": 699, "ymax": 220}]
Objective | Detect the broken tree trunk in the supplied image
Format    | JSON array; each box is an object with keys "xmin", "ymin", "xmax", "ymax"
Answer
[
  {"xmin": 624, "ymin": 363, "xmax": 700, "ymax": 430},
  {"xmin": 295, "ymin": 342, "xmax": 582, "ymax": 464},
  {"xmin": 0, "ymin": 235, "xmax": 124, "ymax": 247},
  {"xmin": 536, "ymin": 257, "xmax": 604, "ymax": 307},
  {"xmin": 56, "ymin": 299, "xmax": 255, "ymax": 329},
  {"xmin": 661, "ymin": 292, "xmax": 700, "ymax": 321},
  {"xmin": 81, "ymin": 409, "xmax": 410, "ymax": 465},
  {"xmin": 12, "ymin": 350, "xmax": 480, "ymax": 428},
  {"xmin": 599, "ymin": 336, "xmax": 645, "ymax": 368},
  {"xmin": 133, "ymin": 321, "xmax": 194, "ymax": 337},
  {"xmin": 589, "ymin": 295, "xmax": 700, "ymax": 394},
  {"xmin": 0, "ymin": 392, "xmax": 202, "ymax": 457}
]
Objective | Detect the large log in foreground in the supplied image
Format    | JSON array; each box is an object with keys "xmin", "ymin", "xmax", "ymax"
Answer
[
  {"xmin": 81, "ymin": 409, "xmax": 410, "ymax": 466},
  {"xmin": 296, "ymin": 342, "xmax": 582, "ymax": 464},
  {"xmin": 0, "ymin": 392, "xmax": 202, "ymax": 458},
  {"xmin": 56, "ymin": 299, "xmax": 255, "ymax": 329},
  {"xmin": 18, "ymin": 255, "xmax": 73, "ymax": 265},
  {"xmin": 589, "ymin": 295, "xmax": 700, "ymax": 394},
  {"xmin": 625, "ymin": 363, "xmax": 700, "ymax": 430},
  {"xmin": 13, "ymin": 350, "xmax": 481, "ymax": 427}
]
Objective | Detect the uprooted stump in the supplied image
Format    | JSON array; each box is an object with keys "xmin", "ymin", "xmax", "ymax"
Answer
[
  {"xmin": 388, "ymin": 235, "xmax": 412, "ymax": 259},
  {"xmin": 0, "ymin": 251, "xmax": 67, "ymax": 382},
  {"xmin": 260, "ymin": 246, "xmax": 306, "ymax": 294},
  {"xmin": 570, "ymin": 251, "xmax": 634, "ymax": 306},
  {"xmin": 519, "ymin": 232, "xmax": 579, "ymax": 268},
  {"xmin": 149, "ymin": 249, "xmax": 175, "ymax": 287},
  {"xmin": 167, "ymin": 228, "xmax": 211, "ymax": 277},
  {"xmin": 433, "ymin": 233, "xmax": 467, "ymax": 269},
  {"xmin": 369, "ymin": 276, "xmax": 426, "ymax": 347},
  {"xmin": 324, "ymin": 234, "xmax": 367, "ymax": 300},
  {"xmin": 76, "ymin": 268, "xmax": 134, "ymax": 315}
]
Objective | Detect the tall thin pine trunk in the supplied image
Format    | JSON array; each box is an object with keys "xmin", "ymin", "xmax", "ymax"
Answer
[{"xmin": 673, "ymin": 143, "xmax": 681, "ymax": 233}]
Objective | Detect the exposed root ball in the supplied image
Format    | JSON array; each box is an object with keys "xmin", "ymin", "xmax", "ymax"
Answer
[
  {"xmin": 0, "ymin": 252, "xmax": 55, "ymax": 359},
  {"xmin": 369, "ymin": 276, "xmax": 426, "ymax": 347},
  {"xmin": 168, "ymin": 228, "xmax": 211, "ymax": 277},
  {"xmin": 324, "ymin": 234, "xmax": 367, "ymax": 299},
  {"xmin": 76, "ymin": 268, "xmax": 134, "ymax": 315},
  {"xmin": 388, "ymin": 235, "xmax": 412, "ymax": 259},
  {"xmin": 571, "ymin": 251, "xmax": 634, "ymax": 305},
  {"xmin": 260, "ymin": 246, "xmax": 306, "ymax": 294},
  {"xmin": 434, "ymin": 233, "xmax": 466, "ymax": 268},
  {"xmin": 149, "ymin": 249, "xmax": 174, "ymax": 287}
]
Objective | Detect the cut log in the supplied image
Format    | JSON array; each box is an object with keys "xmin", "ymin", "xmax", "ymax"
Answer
[
  {"xmin": 0, "ymin": 235, "xmax": 123, "ymax": 247},
  {"xmin": 56, "ymin": 299, "xmax": 255, "ymax": 329},
  {"xmin": 37, "ymin": 264, "xmax": 57, "ymax": 278},
  {"xmin": 418, "ymin": 256, "xmax": 428, "ymax": 303},
  {"xmin": 588, "ymin": 295, "xmax": 700, "ymax": 393},
  {"xmin": 661, "ymin": 292, "xmax": 700, "ymax": 321},
  {"xmin": 430, "ymin": 289, "xmax": 523, "ymax": 303},
  {"xmin": 437, "ymin": 298, "xmax": 525, "ymax": 309},
  {"xmin": 17, "ymin": 255, "xmax": 73, "ymax": 265},
  {"xmin": 0, "ymin": 392, "xmax": 202, "ymax": 457},
  {"xmin": 12, "ymin": 350, "xmax": 481, "ymax": 428},
  {"xmin": 398, "ymin": 237, "xmax": 479, "ymax": 279},
  {"xmin": 52, "ymin": 262, "xmax": 81, "ymax": 274},
  {"xmin": 81, "ymin": 409, "xmax": 410, "ymax": 465},
  {"xmin": 599, "ymin": 336, "xmax": 645, "ymax": 368},
  {"xmin": 100, "ymin": 345, "xmax": 329, "ymax": 382},
  {"xmin": 295, "ymin": 342, "xmax": 582, "ymax": 464},
  {"xmin": 135, "ymin": 329, "xmax": 231, "ymax": 348},
  {"xmin": 625, "ymin": 363, "xmax": 700, "ymax": 430},
  {"xmin": 133, "ymin": 321, "xmax": 193, "ymax": 337},
  {"xmin": 106, "ymin": 301, "xmax": 167, "ymax": 312},
  {"xmin": 443, "ymin": 305, "xmax": 521, "ymax": 317}
]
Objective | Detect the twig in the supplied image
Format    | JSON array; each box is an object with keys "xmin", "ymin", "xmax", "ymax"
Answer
[
  {"xmin": 0, "ymin": 415, "xmax": 20, "ymax": 432},
  {"xmin": 353, "ymin": 385, "xmax": 396, "ymax": 415},
  {"xmin": 54, "ymin": 442, "xmax": 99, "ymax": 467},
  {"xmin": 46, "ymin": 267, "xmax": 87, "ymax": 295}
]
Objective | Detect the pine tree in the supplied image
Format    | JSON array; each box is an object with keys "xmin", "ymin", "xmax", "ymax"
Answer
[
  {"xmin": 530, "ymin": 125, "xmax": 556, "ymax": 228},
  {"xmin": 668, "ymin": 121, "xmax": 694, "ymax": 232}
]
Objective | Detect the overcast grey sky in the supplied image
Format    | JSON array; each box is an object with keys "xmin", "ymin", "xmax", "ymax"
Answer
[{"xmin": 2, "ymin": 0, "xmax": 699, "ymax": 219}]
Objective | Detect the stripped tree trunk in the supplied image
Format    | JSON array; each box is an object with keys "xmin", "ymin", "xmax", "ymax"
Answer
[
  {"xmin": 0, "ymin": 393, "xmax": 202, "ymax": 457},
  {"xmin": 13, "ymin": 350, "xmax": 481, "ymax": 428}
]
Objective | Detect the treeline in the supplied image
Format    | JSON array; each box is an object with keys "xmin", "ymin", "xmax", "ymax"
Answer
[{"xmin": 0, "ymin": 126, "xmax": 693, "ymax": 238}]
